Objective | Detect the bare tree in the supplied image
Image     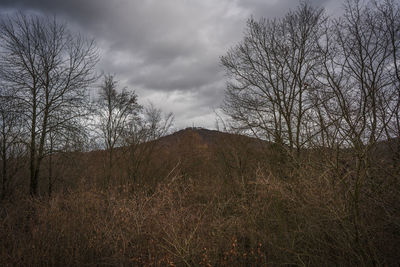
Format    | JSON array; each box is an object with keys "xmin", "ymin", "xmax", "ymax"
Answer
[
  {"xmin": 0, "ymin": 84, "xmax": 25, "ymax": 199},
  {"xmin": 221, "ymin": 3, "xmax": 325, "ymax": 160},
  {"xmin": 44, "ymin": 118, "xmax": 88, "ymax": 197},
  {"xmin": 374, "ymin": 0, "xmax": 400, "ymax": 164},
  {"xmin": 0, "ymin": 13, "xmax": 98, "ymax": 196},
  {"xmin": 95, "ymin": 74, "xmax": 141, "ymax": 185},
  {"xmin": 314, "ymin": 0, "xmax": 400, "ymax": 243},
  {"xmin": 123, "ymin": 103, "xmax": 174, "ymax": 184}
]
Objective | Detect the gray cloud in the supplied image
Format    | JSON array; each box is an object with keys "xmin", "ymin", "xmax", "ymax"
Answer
[{"xmin": 0, "ymin": 0, "xmax": 342, "ymax": 129}]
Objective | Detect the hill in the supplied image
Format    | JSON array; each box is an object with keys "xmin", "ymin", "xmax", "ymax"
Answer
[
  {"xmin": 135, "ymin": 127, "xmax": 270, "ymax": 182},
  {"xmin": 2, "ymin": 127, "xmax": 399, "ymax": 266},
  {"xmin": 39, "ymin": 127, "xmax": 400, "ymax": 194}
]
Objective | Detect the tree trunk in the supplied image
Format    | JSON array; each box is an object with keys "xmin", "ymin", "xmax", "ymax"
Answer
[
  {"xmin": 48, "ymin": 151, "xmax": 53, "ymax": 198},
  {"xmin": 1, "ymin": 138, "xmax": 6, "ymax": 199},
  {"xmin": 29, "ymin": 106, "xmax": 37, "ymax": 196}
]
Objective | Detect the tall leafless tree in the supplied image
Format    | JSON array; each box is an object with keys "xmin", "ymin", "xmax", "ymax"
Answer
[
  {"xmin": 314, "ymin": 0, "xmax": 400, "ymax": 243},
  {"xmin": 374, "ymin": 0, "xmax": 400, "ymax": 163},
  {"xmin": 221, "ymin": 3, "xmax": 325, "ymax": 160},
  {"xmin": 95, "ymin": 74, "xmax": 141, "ymax": 185},
  {"xmin": 221, "ymin": 0, "xmax": 400, "ymax": 252},
  {"xmin": 0, "ymin": 84, "xmax": 25, "ymax": 199},
  {"xmin": 0, "ymin": 13, "xmax": 98, "ymax": 196},
  {"xmin": 123, "ymin": 103, "xmax": 174, "ymax": 184}
]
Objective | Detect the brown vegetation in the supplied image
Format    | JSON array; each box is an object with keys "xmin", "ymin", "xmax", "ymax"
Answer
[
  {"xmin": 1, "ymin": 0, "xmax": 399, "ymax": 265},
  {"xmin": 0, "ymin": 128, "xmax": 399, "ymax": 266}
]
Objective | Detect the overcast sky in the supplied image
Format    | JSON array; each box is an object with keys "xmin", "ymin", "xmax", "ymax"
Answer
[{"xmin": 0, "ymin": 0, "xmax": 343, "ymax": 129}]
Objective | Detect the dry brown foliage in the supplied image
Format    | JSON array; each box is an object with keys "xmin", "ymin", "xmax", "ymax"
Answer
[{"xmin": 1, "ymin": 155, "xmax": 398, "ymax": 266}]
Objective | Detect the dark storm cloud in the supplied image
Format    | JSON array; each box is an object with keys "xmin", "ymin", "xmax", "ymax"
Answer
[
  {"xmin": 237, "ymin": 0, "xmax": 341, "ymax": 18},
  {"xmin": 0, "ymin": 0, "xmax": 342, "ymax": 128}
]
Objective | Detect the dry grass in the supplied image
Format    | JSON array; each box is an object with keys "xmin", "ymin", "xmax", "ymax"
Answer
[{"xmin": 1, "ymin": 161, "xmax": 399, "ymax": 266}]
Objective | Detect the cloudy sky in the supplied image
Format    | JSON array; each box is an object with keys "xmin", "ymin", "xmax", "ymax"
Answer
[{"xmin": 0, "ymin": 0, "xmax": 343, "ymax": 129}]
